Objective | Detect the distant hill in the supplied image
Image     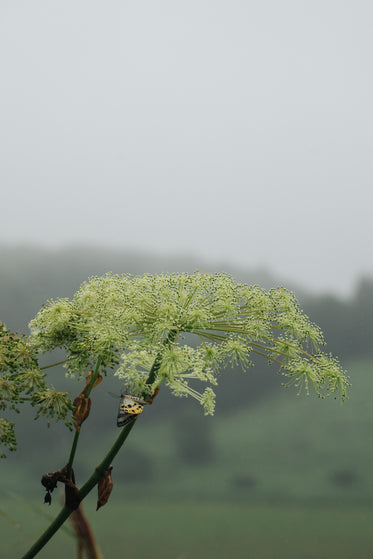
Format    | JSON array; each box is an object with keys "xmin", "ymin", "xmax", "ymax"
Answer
[
  {"xmin": 1, "ymin": 243, "xmax": 372, "ymax": 359},
  {"xmin": 0, "ymin": 244, "xmax": 301, "ymax": 332}
]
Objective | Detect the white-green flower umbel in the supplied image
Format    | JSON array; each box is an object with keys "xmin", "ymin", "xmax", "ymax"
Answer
[{"xmin": 29, "ymin": 272, "xmax": 349, "ymax": 414}]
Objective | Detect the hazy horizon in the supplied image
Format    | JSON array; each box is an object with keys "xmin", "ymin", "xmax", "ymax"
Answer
[{"xmin": 1, "ymin": 241, "xmax": 371, "ymax": 298}]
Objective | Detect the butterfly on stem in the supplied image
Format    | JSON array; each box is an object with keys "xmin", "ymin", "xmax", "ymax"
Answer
[{"xmin": 116, "ymin": 394, "xmax": 147, "ymax": 427}]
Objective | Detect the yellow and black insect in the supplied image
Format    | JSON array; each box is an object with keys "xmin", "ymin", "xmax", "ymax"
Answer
[{"xmin": 117, "ymin": 394, "xmax": 147, "ymax": 427}]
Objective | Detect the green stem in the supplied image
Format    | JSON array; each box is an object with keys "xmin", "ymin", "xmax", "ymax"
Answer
[
  {"xmin": 39, "ymin": 359, "xmax": 70, "ymax": 371},
  {"xmin": 66, "ymin": 358, "xmax": 102, "ymax": 480},
  {"xmin": 22, "ymin": 330, "xmax": 178, "ymax": 559},
  {"xmin": 22, "ymin": 421, "xmax": 136, "ymax": 559},
  {"xmin": 143, "ymin": 328, "xmax": 178, "ymax": 392},
  {"xmin": 66, "ymin": 432, "xmax": 80, "ymax": 480}
]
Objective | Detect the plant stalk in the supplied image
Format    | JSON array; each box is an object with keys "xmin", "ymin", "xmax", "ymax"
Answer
[
  {"xmin": 22, "ymin": 330, "xmax": 178, "ymax": 558},
  {"xmin": 66, "ymin": 358, "xmax": 102, "ymax": 479}
]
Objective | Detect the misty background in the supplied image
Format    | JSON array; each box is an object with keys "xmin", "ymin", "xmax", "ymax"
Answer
[
  {"xmin": 2, "ymin": 2, "xmax": 373, "ymax": 557},
  {"xmin": 1, "ymin": 1, "xmax": 373, "ymax": 295}
]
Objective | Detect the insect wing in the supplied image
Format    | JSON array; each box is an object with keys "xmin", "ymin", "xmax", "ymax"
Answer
[{"xmin": 117, "ymin": 395, "xmax": 146, "ymax": 427}]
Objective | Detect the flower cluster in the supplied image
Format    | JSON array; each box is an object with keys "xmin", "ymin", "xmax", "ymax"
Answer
[
  {"xmin": 29, "ymin": 273, "xmax": 349, "ymax": 415},
  {"xmin": 0, "ymin": 322, "xmax": 73, "ymax": 457}
]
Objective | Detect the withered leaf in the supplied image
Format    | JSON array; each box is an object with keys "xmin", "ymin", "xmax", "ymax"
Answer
[
  {"xmin": 73, "ymin": 395, "xmax": 92, "ymax": 432},
  {"xmin": 96, "ymin": 466, "xmax": 113, "ymax": 511},
  {"xmin": 82, "ymin": 370, "xmax": 103, "ymax": 397},
  {"xmin": 72, "ymin": 370, "xmax": 103, "ymax": 432}
]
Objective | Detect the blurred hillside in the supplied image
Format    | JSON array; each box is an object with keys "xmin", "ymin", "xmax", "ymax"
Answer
[
  {"xmin": 1, "ymin": 245, "xmax": 373, "ymax": 506},
  {"xmin": 0, "ymin": 245, "xmax": 294, "ymax": 330},
  {"xmin": 1, "ymin": 244, "xmax": 371, "ymax": 376},
  {"xmin": 2, "ymin": 245, "xmax": 371, "ymax": 358}
]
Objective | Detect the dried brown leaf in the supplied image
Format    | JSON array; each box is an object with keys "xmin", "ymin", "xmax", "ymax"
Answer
[
  {"xmin": 73, "ymin": 395, "xmax": 92, "ymax": 432},
  {"xmin": 96, "ymin": 466, "xmax": 114, "ymax": 511}
]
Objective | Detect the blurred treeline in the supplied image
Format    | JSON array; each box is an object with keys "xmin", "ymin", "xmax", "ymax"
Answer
[
  {"xmin": 1, "ymin": 244, "xmax": 371, "ymax": 378},
  {"xmin": 1, "ymin": 245, "xmax": 372, "ymax": 504}
]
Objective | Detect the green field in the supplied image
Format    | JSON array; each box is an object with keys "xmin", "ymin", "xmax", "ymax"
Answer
[
  {"xmin": 2, "ymin": 357, "xmax": 373, "ymax": 557},
  {"xmin": 98, "ymin": 356, "xmax": 373, "ymax": 506},
  {"xmin": 2, "ymin": 499, "xmax": 373, "ymax": 559}
]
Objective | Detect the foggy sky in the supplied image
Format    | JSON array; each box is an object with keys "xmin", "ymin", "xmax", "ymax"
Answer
[{"xmin": 1, "ymin": 1, "xmax": 373, "ymax": 295}]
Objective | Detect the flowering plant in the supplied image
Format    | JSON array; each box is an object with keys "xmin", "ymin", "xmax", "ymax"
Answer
[
  {"xmin": 30, "ymin": 272, "xmax": 347, "ymax": 410},
  {"xmin": 0, "ymin": 272, "xmax": 348, "ymax": 557}
]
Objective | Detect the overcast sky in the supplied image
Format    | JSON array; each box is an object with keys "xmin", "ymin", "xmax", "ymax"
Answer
[{"xmin": 1, "ymin": 1, "xmax": 372, "ymax": 295}]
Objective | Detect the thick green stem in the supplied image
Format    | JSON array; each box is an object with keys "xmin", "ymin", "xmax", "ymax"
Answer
[
  {"xmin": 22, "ymin": 330, "xmax": 178, "ymax": 559},
  {"xmin": 22, "ymin": 421, "xmax": 136, "ymax": 559}
]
